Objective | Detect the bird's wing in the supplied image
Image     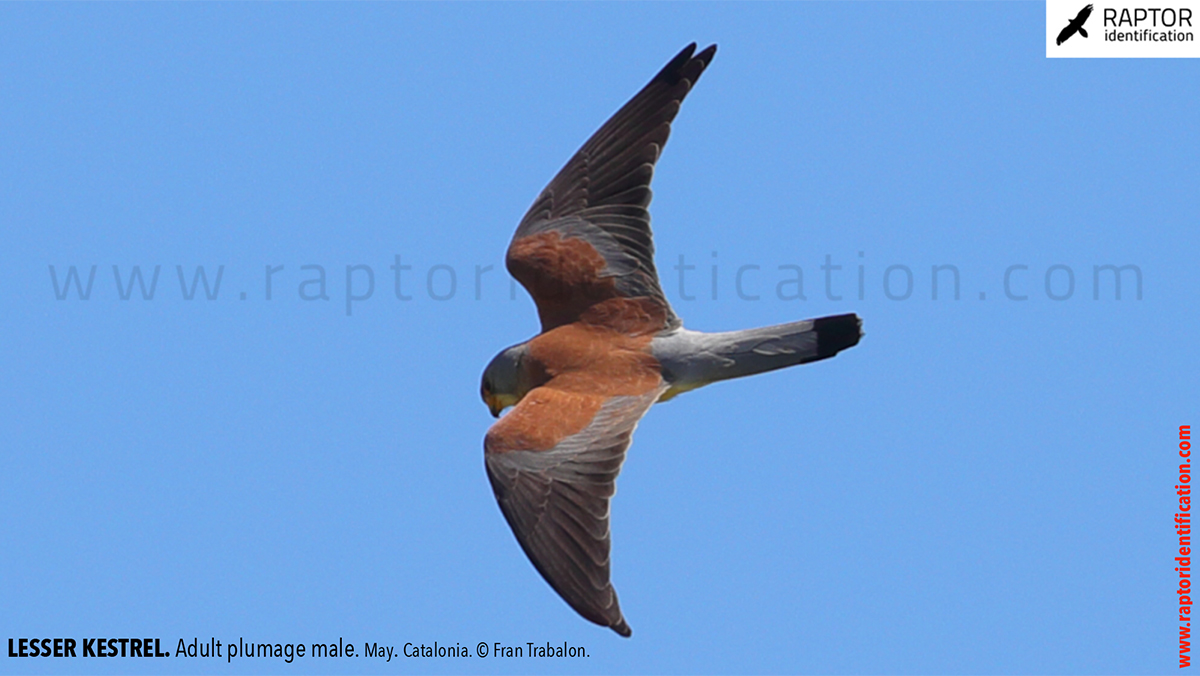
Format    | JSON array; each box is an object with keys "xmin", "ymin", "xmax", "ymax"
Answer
[
  {"xmin": 1076, "ymin": 4, "xmax": 1094, "ymax": 22},
  {"xmin": 507, "ymin": 43, "xmax": 716, "ymax": 334},
  {"xmin": 484, "ymin": 381, "xmax": 667, "ymax": 637},
  {"xmin": 1056, "ymin": 24, "xmax": 1077, "ymax": 44}
]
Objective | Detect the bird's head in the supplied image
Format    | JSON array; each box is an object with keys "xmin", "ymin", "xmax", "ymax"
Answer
[{"xmin": 481, "ymin": 342, "xmax": 531, "ymax": 418}]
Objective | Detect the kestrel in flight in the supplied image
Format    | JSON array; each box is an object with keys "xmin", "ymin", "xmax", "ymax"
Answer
[{"xmin": 481, "ymin": 43, "xmax": 863, "ymax": 637}]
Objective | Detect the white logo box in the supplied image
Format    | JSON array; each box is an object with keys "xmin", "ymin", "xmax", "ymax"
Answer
[{"xmin": 1047, "ymin": 0, "xmax": 1200, "ymax": 57}]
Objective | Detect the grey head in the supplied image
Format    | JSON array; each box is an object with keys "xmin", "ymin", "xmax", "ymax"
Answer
[{"xmin": 480, "ymin": 342, "xmax": 531, "ymax": 417}]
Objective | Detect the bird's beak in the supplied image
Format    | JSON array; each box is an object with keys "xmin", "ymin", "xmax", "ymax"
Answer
[{"xmin": 486, "ymin": 394, "xmax": 503, "ymax": 418}]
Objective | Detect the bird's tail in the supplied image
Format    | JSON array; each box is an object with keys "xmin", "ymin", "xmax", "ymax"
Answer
[
  {"xmin": 701, "ymin": 312, "xmax": 862, "ymax": 381},
  {"xmin": 1079, "ymin": 27, "xmax": 1089, "ymax": 38},
  {"xmin": 656, "ymin": 313, "xmax": 862, "ymax": 398}
]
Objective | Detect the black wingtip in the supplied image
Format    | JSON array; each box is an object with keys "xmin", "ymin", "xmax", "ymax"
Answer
[
  {"xmin": 611, "ymin": 620, "xmax": 632, "ymax": 638},
  {"xmin": 813, "ymin": 313, "xmax": 863, "ymax": 360},
  {"xmin": 654, "ymin": 43, "xmax": 718, "ymax": 86}
]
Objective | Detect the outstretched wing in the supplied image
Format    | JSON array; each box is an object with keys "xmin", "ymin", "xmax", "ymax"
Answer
[
  {"xmin": 484, "ymin": 383, "xmax": 666, "ymax": 637},
  {"xmin": 507, "ymin": 43, "xmax": 717, "ymax": 334},
  {"xmin": 1075, "ymin": 4, "xmax": 1093, "ymax": 23}
]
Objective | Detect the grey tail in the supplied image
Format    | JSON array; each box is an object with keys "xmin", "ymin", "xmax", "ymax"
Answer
[
  {"xmin": 677, "ymin": 313, "xmax": 862, "ymax": 386},
  {"xmin": 717, "ymin": 312, "xmax": 861, "ymax": 378}
]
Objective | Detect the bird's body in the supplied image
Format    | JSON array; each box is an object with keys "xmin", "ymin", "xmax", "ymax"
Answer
[
  {"xmin": 486, "ymin": 313, "xmax": 861, "ymax": 453},
  {"xmin": 481, "ymin": 44, "xmax": 863, "ymax": 637}
]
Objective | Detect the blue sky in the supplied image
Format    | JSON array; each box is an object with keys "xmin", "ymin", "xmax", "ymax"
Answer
[{"xmin": 1, "ymin": 3, "xmax": 1195, "ymax": 674}]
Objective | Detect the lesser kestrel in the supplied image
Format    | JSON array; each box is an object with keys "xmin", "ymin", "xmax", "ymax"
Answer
[{"xmin": 481, "ymin": 43, "xmax": 863, "ymax": 637}]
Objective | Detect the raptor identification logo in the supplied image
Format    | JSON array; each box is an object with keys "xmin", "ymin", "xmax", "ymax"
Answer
[{"xmin": 1046, "ymin": 0, "xmax": 1199, "ymax": 56}]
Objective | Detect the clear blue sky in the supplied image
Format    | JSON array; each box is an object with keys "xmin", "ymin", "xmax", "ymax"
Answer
[{"xmin": 1, "ymin": 3, "xmax": 1195, "ymax": 674}]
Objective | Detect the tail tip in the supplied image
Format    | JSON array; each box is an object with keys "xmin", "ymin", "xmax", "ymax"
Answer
[{"xmin": 813, "ymin": 313, "xmax": 863, "ymax": 359}]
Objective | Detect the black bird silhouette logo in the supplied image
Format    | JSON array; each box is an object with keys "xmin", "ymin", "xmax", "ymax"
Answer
[{"xmin": 1057, "ymin": 4, "xmax": 1094, "ymax": 45}]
